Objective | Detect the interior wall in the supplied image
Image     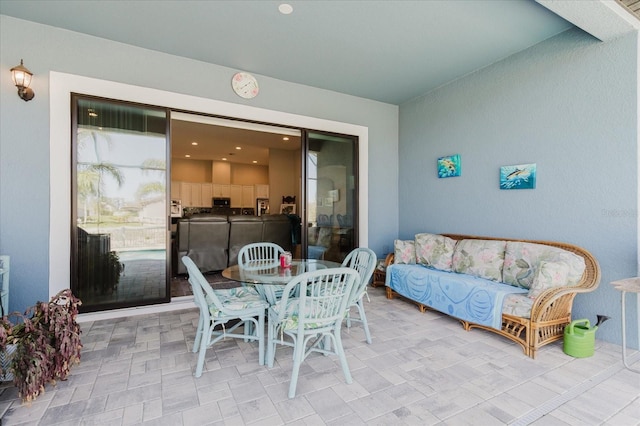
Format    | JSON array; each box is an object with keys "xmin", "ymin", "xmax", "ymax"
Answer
[
  {"xmin": 398, "ymin": 28, "xmax": 638, "ymax": 347},
  {"xmin": 171, "ymin": 158, "xmax": 212, "ymax": 182},
  {"xmin": 0, "ymin": 15, "xmax": 398, "ymax": 314},
  {"xmin": 268, "ymin": 149, "xmax": 300, "ymax": 213},
  {"xmin": 231, "ymin": 164, "xmax": 268, "ymax": 185}
]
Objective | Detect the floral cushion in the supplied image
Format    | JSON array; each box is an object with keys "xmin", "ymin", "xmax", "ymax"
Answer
[
  {"xmin": 206, "ymin": 286, "xmax": 267, "ymax": 318},
  {"xmin": 502, "ymin": 242, "xmax": 585, "ymax": 289},
  {"xmin": 271, "ymin": 298, "xmax": 327, "ymax": 330},
  {"xmin": 394, "ymin": 240, "xmax": 416, "ymax": 264},
  {"xmin": 527, "ymin": 261, "xmax": 570, "ymax": 299},
  {"xmin": 502, "ymin": 293, "xmax": 533, "ymax": 318},
  {"xmin": 452, "ymin": 239, "xmax": 506, "ymax": 282},
  {"xmin": 414, "ymin": 233, "xmax": 457, "ymax": 271}
]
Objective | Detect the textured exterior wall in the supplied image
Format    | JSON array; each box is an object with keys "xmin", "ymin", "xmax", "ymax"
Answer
[
  {"xmin": 0, "ymin": 15, "xmax": 399, "ymax": 314},
  {"xmin": 399, "ymin": 28, "xmax": 638, "ymax": 347}
]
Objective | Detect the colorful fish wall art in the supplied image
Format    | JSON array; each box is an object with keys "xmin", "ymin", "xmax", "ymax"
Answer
[
  {"xmin": 500, "ymin": 163, "xmax": 537, "ymax": 189},
  {"xmin": 437, "ymin": 154, "xmax": 461, "ymax": 178}
]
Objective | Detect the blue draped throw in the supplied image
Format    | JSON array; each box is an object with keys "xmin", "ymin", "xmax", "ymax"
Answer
[{"xmin": 386, "ymin": 264, "xmax": 527, "ymax": 330}]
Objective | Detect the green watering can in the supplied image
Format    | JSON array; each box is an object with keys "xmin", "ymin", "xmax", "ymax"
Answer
[{"xmin": 563, "ymin": 316, "xmax": 609, "ymax": 358}]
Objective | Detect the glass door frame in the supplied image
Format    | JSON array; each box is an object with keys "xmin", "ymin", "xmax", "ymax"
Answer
[
  {"xmin": 300, "ymin": 129, "xmax": 359, "ymax": 261},
  {"xmin": 71, "ymin": 94, "xmax": 172, "ymax": 312},
  {"xmin": 49, "ymin": 71, "xmax": 369, "ymax": 310}
]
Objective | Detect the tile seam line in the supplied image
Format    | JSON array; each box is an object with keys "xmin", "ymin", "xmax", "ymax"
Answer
[{"xmin": 509, "ymin": 351, "xmax": 640, "ymax": 426}]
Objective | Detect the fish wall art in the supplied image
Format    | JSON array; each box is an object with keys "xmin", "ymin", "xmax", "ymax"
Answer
[
  {"xmin": 437, "ymin": 154, "xmax": 461, "ymax": 178},
  {"xmin": 500, "ymin": 163, "xmax": 536, "ymax": 189}
]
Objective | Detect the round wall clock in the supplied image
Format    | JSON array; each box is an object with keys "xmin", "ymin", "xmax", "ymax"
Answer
[{"xmin": 231, "ymin": 72, "xmax": 259, "ymax": 99}]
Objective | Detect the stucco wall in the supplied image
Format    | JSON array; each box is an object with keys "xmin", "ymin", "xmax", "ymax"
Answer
[
  {"xmin": 0, "ymin": 15, "xmax": 399, "ymax": 313},
  {"xmin": 398, "ymin": 28, "xmax": 638, "ymax": 347}
]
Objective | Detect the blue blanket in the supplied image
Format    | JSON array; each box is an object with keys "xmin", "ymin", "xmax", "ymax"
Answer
[{"xmin": 386, "ymin": 264, "xmax": 527, "ymax": 330}]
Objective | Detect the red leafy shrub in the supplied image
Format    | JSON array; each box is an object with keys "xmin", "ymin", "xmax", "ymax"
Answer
[{"xmin": 0, "ymin": 289, "xmax": 82, "ymax": 403}]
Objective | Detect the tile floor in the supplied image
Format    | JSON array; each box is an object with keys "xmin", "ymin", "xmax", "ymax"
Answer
[{"xmin": 0, "ymin": 286, "xmax": 638, "ymax": 425}]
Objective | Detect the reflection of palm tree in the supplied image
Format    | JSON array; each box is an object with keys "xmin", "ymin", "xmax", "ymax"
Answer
[
  {"xmin": 136, "ymin": 181, "xmax": 165, "ymax": 204},
  {"xmin": 137, "ymin": 159, "xmax": 166, "ymax": 205},
  {"xmin": 140, "ymin": 159, "xmax": 166, "ymax": 174},
  {"xmin": 77, "ymin": 163, "xmax": 125, "ymax": 223},
  {"xmin": 77, "ymin": 129, "xmax": 125, "ymax": 223}
]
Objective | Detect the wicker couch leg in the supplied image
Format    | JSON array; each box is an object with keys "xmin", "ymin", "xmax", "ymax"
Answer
[{"xmin": 386, "ymin": 287, "xmax": 394, "ymax": 299}]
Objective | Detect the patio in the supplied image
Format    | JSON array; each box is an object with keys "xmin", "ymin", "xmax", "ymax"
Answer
[{"xmin": 0, "ymin": 286, "xmax": 638, "ymax": 425}]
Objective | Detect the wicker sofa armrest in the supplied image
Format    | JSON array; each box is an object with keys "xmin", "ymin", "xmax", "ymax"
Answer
[{"xmin": 529, "ymin": 242, "xmax": 601, "ymax": 321}]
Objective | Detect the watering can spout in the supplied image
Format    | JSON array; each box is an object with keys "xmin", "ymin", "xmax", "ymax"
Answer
[{"xmin": 596, "ymin": 315, "xmax": 610, "ymax": 327}]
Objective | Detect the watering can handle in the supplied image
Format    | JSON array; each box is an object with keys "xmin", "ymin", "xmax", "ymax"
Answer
[{"xmin": 567, "ymin": 319, "xmax": 590, "ymax": 333}]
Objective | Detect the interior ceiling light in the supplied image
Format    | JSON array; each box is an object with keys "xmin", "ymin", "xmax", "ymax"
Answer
[
  {"xmin": 283, "ymin": 137, "xmax": 289, "ymax": 141},
  {"xmin": 278, "ymin": 3, "xmax": 293, "ymax": 15},
  {"xmin": 235, "ymin": 146, "xmax": 241, "ymax": 150},
  {"xmin": 222, "ymin": 157, "xmax": 228, "ymax": 161},
  {"xmin": 252, "ymin": 160, "xmax": 258, "ymax": 164},
  {"xmin": 88, "ymin": 108, "xmax": 98, "ymax": 117},
  {"xmin": 185, "ymin": 154, "xmax": 191, "ymax": 158},
  {"xmin": 191, "ymin": 142, "xmax": 198, "ymax": 145}
]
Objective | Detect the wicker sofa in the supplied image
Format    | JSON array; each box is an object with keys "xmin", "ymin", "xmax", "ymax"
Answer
[{"xmin": 384, "ymin": 233, "xmax": 600, "ymax": 358}]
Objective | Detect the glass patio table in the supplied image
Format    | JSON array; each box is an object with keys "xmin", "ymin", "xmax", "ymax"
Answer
[{"xmin": 222, "ymin": 259, "xmax": 341, "ymax": 304}]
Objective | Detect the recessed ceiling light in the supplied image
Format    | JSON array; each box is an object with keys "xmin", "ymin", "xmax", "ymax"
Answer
[
  {"xmin": 235, "ymin": 146, "xmax": 242, "ymax": 150},
  {"xmin": 278, "ymin": 3, "xmax": 293, "ymax": 15},
  {"xmin": 283, "ymin": 137, "xmax": 289, "ymax": 141},
  {"xmin": 191, "ymin": 142, "xmax": 198, "ymax": 145},
  {"xmin": 222, "ymin": 157, "xmax": 228, "ymax": 161},
  {"xmin": 185, "ymin": 154, "xmax": 191, "ymax": 158},
  {"xmin": 252, "ymin": 160, "xmax": 258, "ymax": 164}
]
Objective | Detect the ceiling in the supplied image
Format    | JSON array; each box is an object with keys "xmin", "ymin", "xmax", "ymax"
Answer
[
  {"xmin": 2, "ymin": 0, "xmax": 638, "ymax": 163},
  {"xmin": 1, "ymin": 0, "xmax": 577, "ymax": 105},
  {"xmin": 171, "ymin": 115, "xmax": 301, "ymax": 165}
]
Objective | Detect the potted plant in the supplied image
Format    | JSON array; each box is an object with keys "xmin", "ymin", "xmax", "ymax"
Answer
[{"xmin": 0, "ymin": 289, "xmax": 82, "ymax": 403}]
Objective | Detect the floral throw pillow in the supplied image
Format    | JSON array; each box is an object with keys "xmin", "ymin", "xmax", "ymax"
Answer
[
  {"xmin": 503, "ymin": 242, "xmax": 585, "ymax": 289},
  {"xmin": 452, "ymin": 239, "xmax": 506, "ymax": 282},
  {"xmin": 394, "ymin": 240, "xmax": 415, "ymax": 264},
  {"xmin": 528, "ymin": 261, "xmax": 570, "ymax": 299},
  {"xmin": 414, "ymin": 233, "xmax": 456, "ymax": 271}
]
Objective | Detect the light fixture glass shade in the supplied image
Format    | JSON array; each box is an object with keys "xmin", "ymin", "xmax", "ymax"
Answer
[
  {"xmin": 10, "ymin": 60, "xmax": 33, "ymax": 88},
  {"xmin": 10, "ymin": 59, "xmax": 34, "ymax": 101}
]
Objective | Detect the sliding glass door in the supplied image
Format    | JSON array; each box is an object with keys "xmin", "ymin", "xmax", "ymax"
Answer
[
  {"xmin": 71, "ymin": 96, "xmax": 170, "ymax": 312},
  {"xmin": 305, "ymin": 131, "xmax": 358, "ymax": 262}
]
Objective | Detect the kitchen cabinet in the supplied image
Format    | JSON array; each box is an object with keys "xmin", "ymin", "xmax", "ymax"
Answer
[
  {"xmin": 190, "ymin": 184, "xmax": 202, "ymax": 207},
  {"xmin": 180, "ymin": 182, "xmax": 192, "ymax": 206},
  {"xmin": 212, "ymin": 184, "xmax": 230, "ymax": 198},
  {"xmin": 242, "ymin": 185, "xmax": 255, "ymax": 208},
  {"xmin": 201, "ymin": 183, "xmax": 212, "ymax": 206},
  {"xmin": 171, "ymin": 180, "xmax": 180, "ymax": 200},
  {"xmin": 255, "ymin": 184, "xmax": 269, "ymax": 199},
  {"xmin": 230, "ymin": 185, "xmax": 243, "ymax": 208}
]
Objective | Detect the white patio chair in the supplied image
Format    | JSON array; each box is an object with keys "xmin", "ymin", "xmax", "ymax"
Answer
[
  {"xmin": 266, "ymin": 267, "xmax": 360, "ymax": 398},
  {"xmin": 182, "ymin": 256, "xmax": 269, "ymax": 377},
  {"xmin": 238, "ymin": 242, "xmax": 285, "ymax": 267},
  {"xmin": 342, "ymin": 247, "xmax": 377, "ymax": 344},
  {"xmin": 238, "ymin": 242, "xmax": 286, "ymax": 301}
]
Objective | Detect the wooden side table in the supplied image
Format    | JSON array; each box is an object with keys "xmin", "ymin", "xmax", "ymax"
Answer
[{"xmin": 371, "ymin": 253, "xmax": 393, "ymax": 287}]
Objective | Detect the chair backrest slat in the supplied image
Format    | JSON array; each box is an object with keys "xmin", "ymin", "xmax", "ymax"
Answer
[
  {"xmin": 239, "ymin": 242, "xmax": 285, "ymax": 267},
  {"xmin": 277, "ymin": 268, "xmax": 359, "ymax": 331},
  {"xmin": 182, "ymin": 256, "xmax": 224, "ymax": 314},
  {"xmin": 341, "ymin": 247, "xmax": 376, "ymax": 304}
]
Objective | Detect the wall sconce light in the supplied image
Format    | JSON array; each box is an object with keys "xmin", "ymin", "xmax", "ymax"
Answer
[{"xmin": 10, "ymin": 59, "xmax": 35, "ymax": 101}]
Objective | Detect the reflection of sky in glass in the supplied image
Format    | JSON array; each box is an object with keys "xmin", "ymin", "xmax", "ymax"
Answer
[{"xmin": 78, "ymin": 129, "xmax": 166, "ymax": 202}]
